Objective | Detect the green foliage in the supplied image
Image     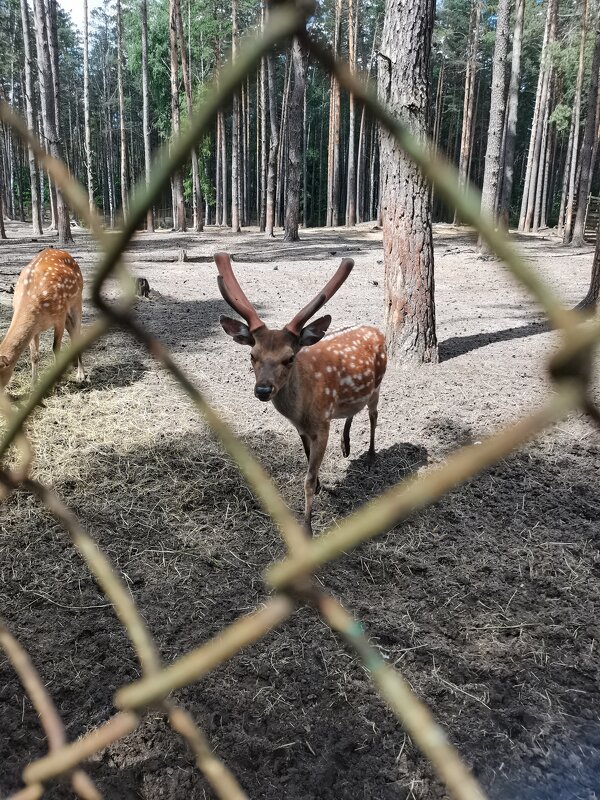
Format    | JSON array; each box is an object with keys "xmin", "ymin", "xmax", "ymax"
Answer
[{"xmin": 550, "ymin": 102, "xmax": 571, "ymax": 133}]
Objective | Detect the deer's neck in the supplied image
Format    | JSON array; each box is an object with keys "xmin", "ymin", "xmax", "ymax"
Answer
[
  {"xmin": 272, "ymin": 364, "xmax": 304, "ymax": 426},
  {"xmin": 0, "ymin": 316, "xmax": 32, "ymax": 365}
]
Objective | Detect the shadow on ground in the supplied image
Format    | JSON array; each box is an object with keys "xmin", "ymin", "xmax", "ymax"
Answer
[{"xmin": 439, "ymin": 319, "xmax": 550, "ymax": 361}]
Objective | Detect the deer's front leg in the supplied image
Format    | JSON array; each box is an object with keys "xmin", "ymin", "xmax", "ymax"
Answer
[
  {"xmin": 304, "ymin": 424, "xmax": 329, "ymax": 536},
  {"xmin": 300, "ymin": 432, "xmax": 321, "ymax": 495}
]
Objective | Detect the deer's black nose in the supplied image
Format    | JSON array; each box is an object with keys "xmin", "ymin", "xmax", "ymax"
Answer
[{"xmin": 255, "ymin": 384, "xmax": 273, "ymax": 401}]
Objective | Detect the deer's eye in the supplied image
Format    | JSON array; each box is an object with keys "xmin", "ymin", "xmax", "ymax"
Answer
[{"xmin": 284, "ymin": 355, "xmax": 295, "ymax": 367}]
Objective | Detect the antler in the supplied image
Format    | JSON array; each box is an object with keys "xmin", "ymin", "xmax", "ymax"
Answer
[
  {"xmin": 214, "ymin": 252, "xmax": 264, "ymax": 332},
  {"xmin": 285, "ymin": 258, "xmax": 354, "ymax": 336}
]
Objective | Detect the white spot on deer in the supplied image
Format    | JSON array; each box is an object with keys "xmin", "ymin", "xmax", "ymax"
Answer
[{"xmin": 326, "ymin": 366, "xmax": 333, "ymax": 373}]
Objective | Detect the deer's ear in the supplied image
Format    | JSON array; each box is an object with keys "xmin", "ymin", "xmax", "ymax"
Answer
[
  {"xmin": 220, "ymin": 315, "xmax": 255, "ymax": 346},
  {"xmin": 299, "ymin": 315, "xmax": 332, "ymax": 347}
]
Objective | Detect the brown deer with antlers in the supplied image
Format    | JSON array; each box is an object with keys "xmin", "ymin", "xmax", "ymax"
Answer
[
  {"xmin": 215, "ymin": 252, "xmax": 387, "ymax": 534},
  {"xmin": 0, "ymin": 248, "xmax": 86, "ymax": 390}
]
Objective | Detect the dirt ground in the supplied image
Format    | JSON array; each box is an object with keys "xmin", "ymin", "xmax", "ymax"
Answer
[{"xmin": 0, "ymin": 220, "xmax": 599, "ymax": 800}]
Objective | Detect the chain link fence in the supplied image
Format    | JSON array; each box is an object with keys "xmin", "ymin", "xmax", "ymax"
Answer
[{"xmin": 1, "ymin": 3, "xmax": 599, "ymax": 799}]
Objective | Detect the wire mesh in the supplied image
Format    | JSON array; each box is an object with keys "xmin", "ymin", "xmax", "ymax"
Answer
[{"xmin": 1, "ymin": 3, "xmax": 599, "ymax": 799}]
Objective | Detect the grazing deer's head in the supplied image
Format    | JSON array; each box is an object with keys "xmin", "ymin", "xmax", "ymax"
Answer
[{"xmin": 215, "ymin": 252, "xmax": 353, "ymax": 402}]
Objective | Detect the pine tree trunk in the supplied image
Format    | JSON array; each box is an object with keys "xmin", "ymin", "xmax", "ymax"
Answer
[
  {"xmin": 326, "ymin": 0, "xmax": 342, "ymax": 227},
  {"xmin": 518, "ymin": 0, "xmax": 554, "ymax": 231},
  {"xmin": 265, "ymin": 52, "xmax": 279, "ymax": 236},
  {"xmin": 563, "ymin": 0, "xmax": 590, "ymax": 243},
  {"xmin": 220, "ymin": 110, "xmax": 228, "ymax": 227},
  {"xmin": 379, "ymin": 0, "xmax": 437, "ymax": 364},
  {"xmin": 454, "ymin": 0, "xmax": 480, "ymax": 225},
  {"xmin": 20, "ymin": 0, "xmax": 43, "ymax": 234},
  {"xmin": 243, "ymin": 78, "xmax": 249, "ymax": 225},
  {"xmin": 216, "ymin": 115, "xmax": 222, "ymax": 225},
  {"xmin": 259, "ymin": 52, "xmax": 267, "ymax": 231},
  {"xmin": 317, "ymin": 83, "xmax": 326, "ymax": 224},
  {"xmin": 284, "ymin": 38, "xmax": 305, "ymax": 242},
  {"xmin": 0, "ymin": 172, "xmax": 6, "ymax": 239},
  {"xmin": 523, "ymin": 0, "xmax": 558, "ymax": 232},
  {"xmin": 345, "ymin": 0, "xmax": 358, "ymax": 226},
  {"xmin": 302, "ymin": 76, "xmax": 308, "ymax": 227},
  {"xmin": 169, "ymin": 0, "xmax": 186, "ymax": 231},
  {"xmin": 83, "ymin": 0, "xmax": 94, "ymax": 215},
  {"xmin": 478, "ymin": 0, "xmax": 510, "ymax": 248},
  {"xmin": 276, "ymin": 58, "xmax": 291, "ymax": 229},
  {"xmin": 116, "ymin": 0, "xmax": 128, "ymax": 218},
  {"xmin": 557, "ymin": 112, "xmax": 576, "ymax": 235},
  {"xmin": 231, "ymin": 0, "xmax": 241, "ymax": 232},
  {"xmin": 572, "ymin": 25, "xmax": 600, "ymax": 246},
  {"xmin": 533, "ymin": 96, "xmax": 551, "ymax": 231},
  {"xmin": 356, "ymin": 20, "xmax": 379, "ymax": 224},
  {"xmin": 141, "ymin": 0, "xmax": 154, "ymax": 231},
  {"xmin": 175, "ymin": 0, "xmax": 203, "ymax": 231},
  {"xmin": 33, "ymin": 0, "xmax": 72, "ymax": 245},
  {"xmin": 498, "ymin": 0, "xmax": 524, "ymax": 230},
  {"xmin": 576, "ymin": 216, "xmax": 600, "ymax": 310}
]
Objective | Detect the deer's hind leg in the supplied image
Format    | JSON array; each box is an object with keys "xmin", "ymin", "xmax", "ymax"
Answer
[
  {"xmin": 367, "ymin": 388, "xmax": 380, "ymax": 465},
  {"xmin": 341, "ymin": 416, "xmax": 354, "ymax": 457},
  {"xmin": 66, "ymin": 301, "xmax": 86, "ymax": 382},
  {"xmin": 53, "ymin": 316, "xmax": 65, "ymax": 360},
  {"xmin": 29, "ymin": 333, "xmax": 40, "ymax": 386}
]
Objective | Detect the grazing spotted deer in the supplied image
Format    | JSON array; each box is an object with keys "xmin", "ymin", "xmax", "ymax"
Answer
[
  {"xmin": 0, "ymin": 248, "xmax": 86, "ymax": 389},
  {"xmin": 215, "ymin": 251, "xmax": 387, "ymax": 534}
]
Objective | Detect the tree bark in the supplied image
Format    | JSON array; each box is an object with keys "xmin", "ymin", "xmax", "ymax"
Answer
[
  {"xmin": 265, "ymin": 52, "xmax": 279, "ymax": 236},
  {"xmin": 326, "ymin": 0, "xmax": 342, "ymax": 227},
  {"xmin": 576, "ymin": 218, "xmax": 600, "ymax": 310},
  {"xmin": 82, "ymin": 0, "xmax": 94, "ymax": 215},
  {"xmin": 284, "ymin": 38, "xmax": 306, "ymax": 242},
  {"xmin": 523, "ymin": 0, "xmax": 558, "ymax": 232},
  {"xmin": 219, "ymin": 110, "xmax": 228, "ymax": 227},
  {"xmin": 20, "ymin": 0, "xmax": 43, "ymax": 234},
  {"xmin": 379, "ymin": 0, "xmax": 437, "ymax": 364},
  {"xmin": 533, "ymin": 94, "xmax": 551, "ymax": 231},
  {"xmin": 231, "ymin": 0, "xmax": 241, "ymax": 232},
  {"xmin": 454, "ymin": 0, "xmax": 480, "ymax": 225},
  {"xmin": 345, "ymin": 0, "xmax": 358, "ymax": 226},
  {"xmin": 518, "ymin": 0, "xmax": 554, "ymax": 231},
  {"xmin": 33, "ymin": 0, "xmax": 72, "ymax": 244},
  {"xmin": 116, "ymin": 0, "xmax": 128, "ymax": 218},
  {"xmin": 216, "ymin": 114, "xmax": 222, "ymax": 225},
  {"xmin": 0, "ymin": 173, "xmax": 6, "ymax": 239},
  {"xmin": 175, "ymin": 0, "xmax": 203, "ymax": 231},
  {"xmin": 478, "ymin": 0, "xmax": 510, "ymax": 248},
  {"xmin": 557, "ymin": 112, "xmax": 575, "ymax": 236},
  {"xmin": 498, "ymin": 0, "xmax": 524, "ymax": 230},
  {"xmin": 169, "ymin": 0, "xmax": 186, "ymax": 231},
  {"xmin": 259, "ymin": 55, "xmax": 267, "ymax": 230},
  {"xmin": 563, "ymin": 0, "xmax": 589, "ymax": 243},
  {"xmin": 141, "ymin": 0, "xmax": 154, "ymax": 231},
  {"xmin": 572, "ymin": 25, "xmax": 600, "ymax": 246}
]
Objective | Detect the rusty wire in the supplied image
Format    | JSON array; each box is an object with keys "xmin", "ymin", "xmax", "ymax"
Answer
[{"xmin": 1, "ymin": 2, "xmax": 599, "ymax": 799}]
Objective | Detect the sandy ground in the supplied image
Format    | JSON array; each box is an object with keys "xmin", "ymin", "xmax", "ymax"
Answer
[{"xmin": 0, "ymin": 220, "xmax": 599, "ymax": 799}]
